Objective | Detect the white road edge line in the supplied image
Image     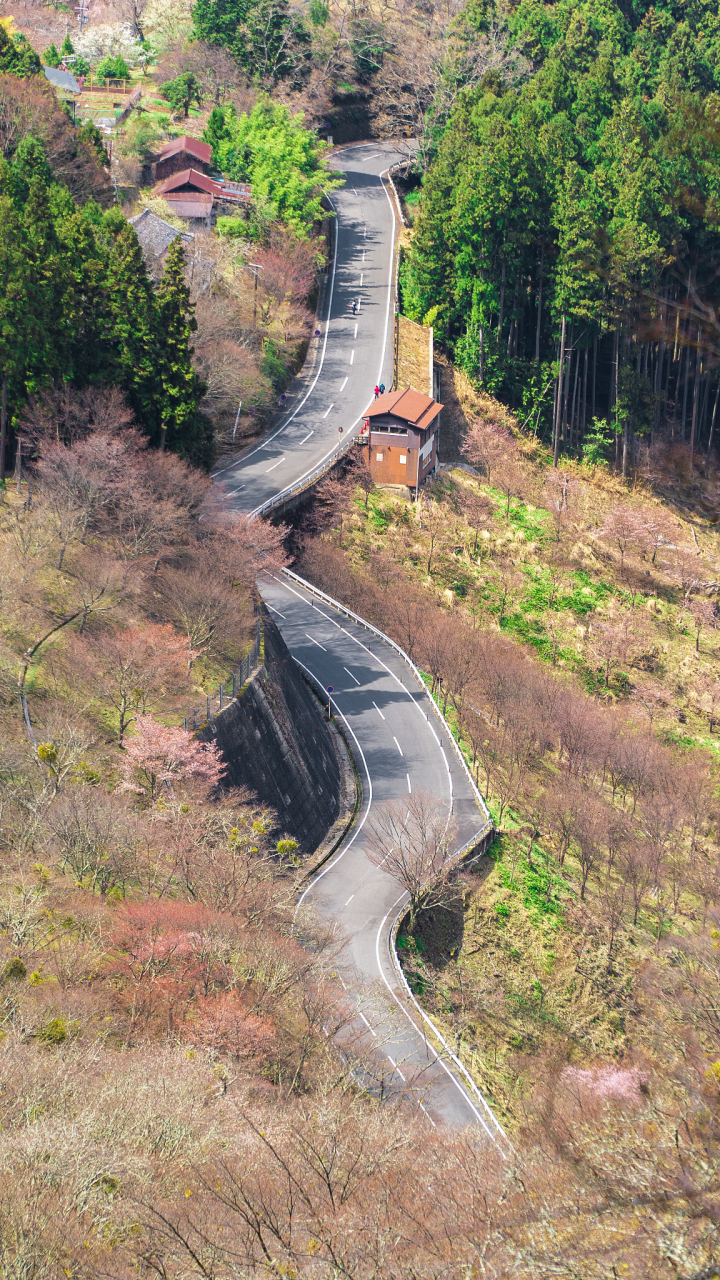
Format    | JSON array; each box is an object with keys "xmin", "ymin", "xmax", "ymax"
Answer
[
  {"xmin": 372, "ymin": 701, "xmax": 385, "ymax": 720},
  {"xmin": 212, "ymin": 198, "xmax": 341, "ymax": 476},
  {"xmin": 407, "ymin": 773, "xmax": 412, "ymax": 794},
  {"xmin": 323, "ymin": 403, "xmax": 334, "ymax": 419},
  {"xmin": 350, "ymin": 350, "xmax": 354, "ymax": 364},
  {"xmin": 393, "ymin": 736, "xmax": 403, "ymax": 756},
  {"xmin": 293, "ymin": 661, "xmax": 373, "ymax": 911},
  {"xmin": 248, "ymin": 172, "xmax": 395, "ymax": 514},
  {"xmin": 375, "ymin": 897, "xmax": 507, "ymax": 1150},
  {"xmin": 344, "ymin": 667, "xmax": 361, "ymax": 685},
  {"xmin": 340, "ymin": 377, "xmax": 348, "ymax": 391},
  {"xmin": 305, "ymin": 633, "xmax": 327, "ymax": 651},
  {"xmin": 266, "ymin": 573, "xmax": 509, "ymax": 1142},
  {"xmin": 265, "ymin": 457, "xmax": 285, "ymax": 473},
  {"xmin": 299, "ymin": 431, "xmax": 314, "ymax": 444}
]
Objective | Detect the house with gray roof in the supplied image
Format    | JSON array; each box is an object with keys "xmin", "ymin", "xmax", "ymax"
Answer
[
  {"xmin": 43, "ymin": 65, "xmax": 81, "ymax": 95},
  {"xmin": 128, "ymin": 209, "xmax": 194, "ymax": 278}
]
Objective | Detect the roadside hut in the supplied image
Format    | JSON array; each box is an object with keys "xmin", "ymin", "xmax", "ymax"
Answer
[{"xmin": 361, "ymin": 387, "xmax": 443, "ymax": 497}]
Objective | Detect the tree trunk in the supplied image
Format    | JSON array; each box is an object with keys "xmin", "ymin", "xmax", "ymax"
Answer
[
  {"xmin": 681, "ymin": 340, "xmax": 690, "ymax": 439},
  {"xmin": 535, "ymin": 244, "xmax": 544, "ymax": 365},
  {"xmin": 707, "ymin": 382, "xmax": 719, "ymax": 457},
  {"xmin": 0, "ymin": 373, "xmax": 7, "ymax": 483},
  {"xmin": 497, "ymin": 261, "xmax": 505, "ymax": 338},
  {"xmin": 570, "ymin": 346, "xmax": 580, "ymax": 450},
  {"xmin": 592, "ymin": 333, "xmax": 597, "ymax": 419},
  {"xmin": 689, "ymin": 334, "xmax": 701, "ymax": 467},
  {"xmin": 554, "ymin": 315, "xmax": 566, "ymax": 467}
]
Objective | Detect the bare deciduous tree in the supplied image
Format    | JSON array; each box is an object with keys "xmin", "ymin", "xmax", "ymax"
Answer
[{"xmin": 366, "ymin": 789, "xmax": 456, "ymax": 927}]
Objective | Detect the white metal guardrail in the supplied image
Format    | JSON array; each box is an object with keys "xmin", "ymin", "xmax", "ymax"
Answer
[
  {"xmin": 280, "ymin": 567, "xmax": 506, "ymax": 1145},
  {"xmin": 253, "ymin": 433, "xmax": 359, "ymax": 518},
  {"xmin": 281, "ymin": 567, "xmax": 493, "ymax": 829}
]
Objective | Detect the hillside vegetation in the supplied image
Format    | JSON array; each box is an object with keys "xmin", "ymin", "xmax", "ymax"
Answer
[{"xmin": 297, "ymin": 405, "xmax": 720, "ymax": 1258}]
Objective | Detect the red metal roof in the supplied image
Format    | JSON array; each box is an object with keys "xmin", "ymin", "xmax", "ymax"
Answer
[
  {"xmin": 158, "ymin": 167, "xmax": 219, "ymax": 196},
  {"xmin": 367, "ymin": 386, "xmax": 443, "ymax": 432},
  {"xmin": 157, "ymin": 168, "xmax": 252, "ymax": 204},
  {"xmin": 157, "ymin": 135, "xmax": 212, "ymax": 166}
]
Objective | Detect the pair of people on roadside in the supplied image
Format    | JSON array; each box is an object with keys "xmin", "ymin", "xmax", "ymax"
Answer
[{"xmin": 373, "ymin": 382, "xmax": 385, "ymax": 398}]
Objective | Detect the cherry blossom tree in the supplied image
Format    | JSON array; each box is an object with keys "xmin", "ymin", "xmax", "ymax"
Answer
[
  {"xmin": 120, "ymin": 715, "xmax": 226, "ymax": 799},
  {"xmin": 366, "ymin": 790, "xmax": 456, "ymax": 927},
  {"xmin": 186, "ymin": 991, "xmax": 275, "ymax": 1063},
  {"xmin": 596, "ymin": 506, "xmax": 649, "ymax": 576},
  {"xmin": 86, "ymin": 623, "xmax": 194, "ymax": 743}
]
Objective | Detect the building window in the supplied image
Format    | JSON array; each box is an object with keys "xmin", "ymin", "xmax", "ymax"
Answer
[
  {"xmin": 399, "ymin": 455, "xmax": 407, "ymax": 464},
  {"xmin": 376, "ymin": 452, "xmax": 383, "ymax": 461}
]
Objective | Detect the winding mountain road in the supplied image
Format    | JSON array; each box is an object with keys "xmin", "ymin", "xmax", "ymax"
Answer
[
  {"xmin": 214, "ymin": 144, "xmax": 505, "ymax": 1136},
  {"xmin": 213, "ymin": 141, "xmax": 406, "ymax": 514}
]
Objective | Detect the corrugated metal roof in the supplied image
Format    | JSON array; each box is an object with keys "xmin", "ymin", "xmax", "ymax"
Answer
[
  {"xmin": 157, "ymin": 135, "xmax": 212, "ymax": 166},
  {"xmin": 158, "ymin": 167, "xmax": 218, "ymax": 196},
  {"xmin": 368, "ymin": 386, "xmax": 443, "ymax": 431},
  {"xmin": 157, "ymin": 168, "xmax": 252, "ymax": 204}
]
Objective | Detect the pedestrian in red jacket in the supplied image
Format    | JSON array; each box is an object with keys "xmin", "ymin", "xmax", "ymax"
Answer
[{"xmin": 374, "ymin": 385, "xmax": 380, "ymax": 398}]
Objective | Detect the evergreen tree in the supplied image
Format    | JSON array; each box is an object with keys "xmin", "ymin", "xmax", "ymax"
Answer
[
  {"xmin": 160, "ymin": 72, "xmax": 202, "ymax": 118},
  {"xmin": 0, "ymin": 191, "xmax": 26, "ymax": 480},
  {"xmin": 43, "ymin": 43, "xmax": 61, "ymax": 68},
  {"xmin": 60, "ymin": 33, "xmax": 75, "ymax": 57},
  {"xmin": 193, "ymin": 0, "xmax": 250, "ymax": 46},
  {"xmin": 0, "ymin": 25, "xmax": 41, "ymax": 76},
  {"xmin": 105, "ymin": 223, "xmax": 159, "ymax": 436},
  {"xmin": 403, "ymin": 0, "xmax": 720, "ymax": 466},
  {"xmin": 155, "ymin": 238, "xmax": 205, "ymax": 455}
]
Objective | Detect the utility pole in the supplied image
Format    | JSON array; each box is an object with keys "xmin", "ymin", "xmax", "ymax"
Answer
[{"xmin": 247, "ymin": 262, "xmax": 264, "ymax": 323}]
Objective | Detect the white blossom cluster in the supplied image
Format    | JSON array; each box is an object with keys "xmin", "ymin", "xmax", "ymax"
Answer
[{"xmin": 73, "ymin": 23, "xmax": 144, "ymax": 65}]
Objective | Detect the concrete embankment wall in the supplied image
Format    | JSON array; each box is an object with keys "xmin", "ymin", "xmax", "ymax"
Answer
[{"xmin": 198, "ymin": 614, "xmax": 343, "ymax": 854}]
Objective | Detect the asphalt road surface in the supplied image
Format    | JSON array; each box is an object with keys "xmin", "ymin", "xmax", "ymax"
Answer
[
  {"xmin": 261, "ymin": 571, "xmax": 506, "ymax": 1141},
  {"xmin": 213, "ymin": 141, "xmax": 506, "ymax": 1137},
  {"xmin": 213, "ymin": 141, "xmax": 410, "ymax": 513}
]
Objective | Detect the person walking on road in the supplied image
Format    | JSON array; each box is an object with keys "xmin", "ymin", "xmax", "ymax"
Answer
[
  {"xmin": 352, "ymin": 299, "xmax": 357, "ymax": 314},
  {"xmin": 379, "ymin": 382, "xmax": 385, "ymax": 395},
  {"xmin": 374, "ymin": 385, "xmax": 380, "ymax": 398}
]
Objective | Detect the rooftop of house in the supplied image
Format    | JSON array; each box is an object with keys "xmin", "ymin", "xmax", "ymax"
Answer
[
  {"xmin": 128, "ymin": 209, "xmax": 194, "ymax": 257},
  {"xmin": 367, "ymin": 387, "xmax": 444, "ymax": 433},
  {"xmin": 43, "ymin": 65, "xmax": 80, "ymax": 93},
  {"xmin": 156, "ymin": 135, "xmax": 212, "ymax": 166},
  {"xmin": 158, "ymin": 167, "xmax": 219, "ymax": 196}
]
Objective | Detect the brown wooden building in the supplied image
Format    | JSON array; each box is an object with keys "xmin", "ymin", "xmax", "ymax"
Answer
[
  {"xmin": 155, "ymin": 167, "xmax": 252, "ymax": 220},
  {"xmin": 154, "ymin": 136, "xmax": 213, "ymax": 182},
  {"xmin": 361, "ymin": 387, "xmax": 443, "ymax": 496}
]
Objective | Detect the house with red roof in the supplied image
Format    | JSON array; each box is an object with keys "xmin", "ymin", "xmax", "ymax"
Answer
[
  {"xmin": 155, "ymin": 167, "xmax": 252, "ymax": 220},
  {"xmin": 361, "ymin": 386, "xmax": 443, "ymax": 496},
  {"xmin": 154, "ymin": 136, "xmax": 213, "ymax": 182}
]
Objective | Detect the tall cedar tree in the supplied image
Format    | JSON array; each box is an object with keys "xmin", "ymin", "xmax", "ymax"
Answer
[
  {"xmin": 0, "ymin": 193, "xmax": 25, "ymax": 479},
  {"xmin": 156, "ymin": 238, "xmax": 205, "ymax": 454},
  {"xmin": 402, "ymin": 0, "xmax": 720, "ymax": 469},
  {"xmin": 105, "ymin": 224, "xmax": 161, "ymax": 438}
]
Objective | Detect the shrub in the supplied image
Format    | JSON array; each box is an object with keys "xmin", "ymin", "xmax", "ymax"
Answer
[{"xmin": 96, "ymin": 54, "xmax": 130, "ymax": 80}]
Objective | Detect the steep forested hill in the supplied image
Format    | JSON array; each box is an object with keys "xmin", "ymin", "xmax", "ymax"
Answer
[{"xmin": 402, "ymin": 0, "xmax": 720, "ymax": 474}]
